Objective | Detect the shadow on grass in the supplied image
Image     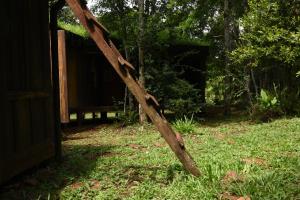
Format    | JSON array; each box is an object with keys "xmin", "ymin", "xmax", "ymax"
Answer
[
  {"xmin": 0, "ymin": 144, "xmax": 117, "ymax": 200},
  {"xmin": 0, "ymin": 143, "xmax": 185, "ymax": 200},
  {"xmin": 200, "ymin": 114, "xmax": 251, "ymax": 128}
]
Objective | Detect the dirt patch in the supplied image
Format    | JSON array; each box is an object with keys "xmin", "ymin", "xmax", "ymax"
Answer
[
  {"xmin": 123, "ymin": 168, "xmax": 144, "ymax": 189},
  {"xmin": 229, "ymin": 127, "xmax": 247, "ymax": 135},
  {"xmin": 242, "ymin": 157, "xmax": 266, "ymax": 166},
  {"xmin": 221, "ymin": 171, "xmax": 244, "ymax": 185},
  {"xmin": 90, "ymin": 180, "xmax": 101, "ymax": 190},
  {"xmin": 70, "ymin": 182, "xmax": 84, "ymax": 189},
  {"xmin": 227, "ymin": 139, "xmax": 236, "ymax": 145},
  {"xmin": 154, "ymin": 142, "xmax": 166, "ymax": 147},
  {"xmin": 221, "ymin": 192, "xmax": 251, "ymax": 200},
  {"xmin": 127, "ymin": 144, "xmax": 148, "ymax": 151},
  {"xmin": 214, "ymin": 133, "xmax": 226, "ymax": 140}
]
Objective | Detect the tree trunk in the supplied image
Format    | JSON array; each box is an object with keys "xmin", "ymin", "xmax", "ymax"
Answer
[
  {"xmin": 223, "ymin": 0, "xmax": 236, "ymax": 115},
  {"xmin": 138, "ymin": 0, "xmax": 147, "ymax": 123},
  {"xmin": 121, "ymin": 24, "xmax": 133, "ymax": 114},
  {"xmin": 244, "ymin": 66, "xmax": 253, "ymax": 107},
  {"xmin": 116, "ymin": 0, "xmax": 134, "ymax": 114}
]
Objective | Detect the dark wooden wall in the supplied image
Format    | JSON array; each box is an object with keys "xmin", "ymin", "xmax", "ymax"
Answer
[
  {"xmin": 169, "ymin": 44, "xmax": 209, "ymax": 103},
  {"xmin": 58, "ymin": 30, "xmax": 125, "ymax": 121},
  {"xmin": 0, "ymin": 0, "xmax": 56, "ymax": 184}
]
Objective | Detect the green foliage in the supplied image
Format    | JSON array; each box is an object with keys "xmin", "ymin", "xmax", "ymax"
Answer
[
  {"xmin": 57, "ymin": 6, "xmax": 79, "ymax": 25},
  {"xmin": 229, "ymin": 0, "xmax": 300, "ymax": 113},
  {"xmin": 231, "ymin": 0, "xmax": 300, "ymax": 68},
  {"xmin": 205, "ymin": 75, "xmax": 225, "ymax": 105},
  {"xmin": 250, "ymin": 89, "xmax": 283, "ymax": 122},
  {"xmin": 147, "ymin": 64, "xmax": 201, "ymax": 117},
  {"xmin": 259, "ymin": 89, "xmax": 279, "ymax": 109},
  {"xmin": 168, "ymin": 79, "xmax": 201, "ymax": 117},
  {"xmin": 116, "ymin": 110, "xmax": 139, "ymax": 126},
  {"xmin": 276, "ymin": 88, "xmax": 300, "ymax": 115},
  {"xmin": 173, "ymin": 115, "xmax": 197, "ymax": 134}
]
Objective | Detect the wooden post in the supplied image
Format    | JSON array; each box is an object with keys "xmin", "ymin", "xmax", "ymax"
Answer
[
  {"xmin": 65, "ymin": 0, "xmax": 200, "ymax": 176},
  {"xmin": 77, "ymin": 111, "xmax": 84, "ymax": 126},
  {"xmin": 58, "ymin": 30, "xmax": 70, "ymax": 124},
  {"xmin": 50, "ymin": 0, "xmax": 65, "ymax": 160},
  {"xmin": 101, "ymin": 112, "xmax": 108, "ymax": 122}
]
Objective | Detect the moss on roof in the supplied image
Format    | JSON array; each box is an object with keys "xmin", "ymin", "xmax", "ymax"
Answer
[
  {"xmin": 58, "ymin": 21, "xmax": 209, "ymax": 48},
  {"xmin": 157, "ymin": 29, "xmax": 210, "ymax": 47},
  {"xmin": 58, "ymin": 21, "xmax": 89, "ymax": 38}
]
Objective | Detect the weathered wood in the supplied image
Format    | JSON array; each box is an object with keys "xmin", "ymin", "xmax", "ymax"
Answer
[
  {"xmin": 65, "ymin": 0, "xmax": 200, "ymax": 176},
  {"xmin": 50, "ymin": 0, "xmax": 65, "ymax": 160},
  {"xmin": 7, "ymin": 91, "xmax": 50, "ymax": 100},
  {"xmin": 0, "ymin": 1, "xmax": 9, "ymax": 184},
  {"xmin": 61, "ymin": 30, "xmax": 125, "ymax": 118},
  {"xmin": 0, "ymin": 0, "xmax": 56, "ymax": 184},
  {"xmin": 109, "ymin": 40, "xmax": 135, "ymax": 70},
  {"xmin": 58, "ymin": 30, "xmax": 70, "ymax": 123}
]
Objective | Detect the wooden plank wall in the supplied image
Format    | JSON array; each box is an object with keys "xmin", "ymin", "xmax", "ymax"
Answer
[
  {"xmin": 64, "ymin": 33, "xmax": 125, "ymax": 111},
  {"xmin": 0, "ymin": 0, "xmax": 9, "ymax": 184},
  {"xmin": 0, "ymin": 0, "xmax": 55, "ymax": 184}
]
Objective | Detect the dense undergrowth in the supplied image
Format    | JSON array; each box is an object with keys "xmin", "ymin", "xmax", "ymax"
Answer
[{"xmin": 1, "ymin": 116, "xmax": 299, "ymax": 200}]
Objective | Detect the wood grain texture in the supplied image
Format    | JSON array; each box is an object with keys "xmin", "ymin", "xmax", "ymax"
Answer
[
  {"xmin": 0, "ymin": 0, "xmax": 56, "ymax": 184},
  {"xmin": 58, "ymin": 30, "xmax": 70, "ymax": 123}
]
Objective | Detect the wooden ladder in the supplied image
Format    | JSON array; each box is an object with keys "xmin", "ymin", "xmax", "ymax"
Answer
[{"xmin": 65, "ymin": 0, "xmax": 200, "ymax": 176}]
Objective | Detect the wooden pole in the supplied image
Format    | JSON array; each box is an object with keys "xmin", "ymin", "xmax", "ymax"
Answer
[
  {"xmin": 65, "ymin": 0, "xmax": 200, "ymax": 176},
  {"xmin": 50, "ymin": 0, "xmax": 66, "ymax": 160}
]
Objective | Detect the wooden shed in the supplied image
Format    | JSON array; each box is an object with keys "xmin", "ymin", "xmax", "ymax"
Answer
[
  {"xmin": 0, "ymin": 1, "xmax": 58, "ymax": 184},
  {"xmin": 57, "ymin": 30, "xmax": 125, "ymax": 124},
  {"xmin": 168, "ymin": 42, "xmax": 209, "ymax": 104}
]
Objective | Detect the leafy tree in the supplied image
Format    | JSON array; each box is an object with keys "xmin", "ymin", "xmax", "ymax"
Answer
[
  {"xmin": 231, "ymin": 0, "xmax": 300, "ymax": 69},
  {"xmin": 231, "ymin": 0, "xmax": 300, "ymax": 114}
]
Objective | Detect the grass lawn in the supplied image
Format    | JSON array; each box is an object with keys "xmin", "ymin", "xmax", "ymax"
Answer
[{"xmin": 1, "ymin": 116, "xmax": 300, "ymax": 199}]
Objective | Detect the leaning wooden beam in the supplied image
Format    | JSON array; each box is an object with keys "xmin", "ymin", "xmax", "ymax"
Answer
[{"xmin": 65, "ymin": 0, "xmax": 201, "ymax": 176}]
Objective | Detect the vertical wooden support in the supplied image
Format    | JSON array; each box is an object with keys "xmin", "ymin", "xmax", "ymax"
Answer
[
  {"xmin": 0, "ymin": 22, "xmax": 7, "ymax": 183},
  {"xmin": 58, "ymin": 30, "xmax": 70, "ymax": 123},
  {"xmin": 101, "ymin": 112, "xmax": 108, "ymax": 121},
  {"xmin": 65, "ymin": 0, "xmax": 200, "ymax": 176},
  {"xmin": 50, "ymin": 0, "xmax": 65, "ymax": 160},
  {"xmin": 77, "ymin": 111, "xmax": 84, "ymax": 126}
]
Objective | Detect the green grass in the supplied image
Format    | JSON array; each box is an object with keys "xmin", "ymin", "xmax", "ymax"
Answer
[
  {"xmin": 1, "ymin": 117, "xmax": 300, "ymax": 199},
  {"xmin": 70, "ymin": 112, "xmax": 117, "ymax": 120},
  {"xmin": 173, "ymin": 115, "xmax": 197, "ymax": 134}
]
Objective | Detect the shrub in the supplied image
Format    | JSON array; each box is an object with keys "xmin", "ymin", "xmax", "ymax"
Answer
[
  {"xmin": 276, "ymin": 88, "xmax": 300, "ymax": 115},
  {"xmin": 173, "ymin": 115, "xmax": 197, "ymax": 134},
  {"xmin": 147, "ymin": 65, "xmax": 201, "ymax": 118},
  {"xmin": 250, "ymin": 89, "xmax": 283, "ymax": 122},
  {"xmin": 116, "ymin": 110, "xmax": 139, "ymax": 126}
]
